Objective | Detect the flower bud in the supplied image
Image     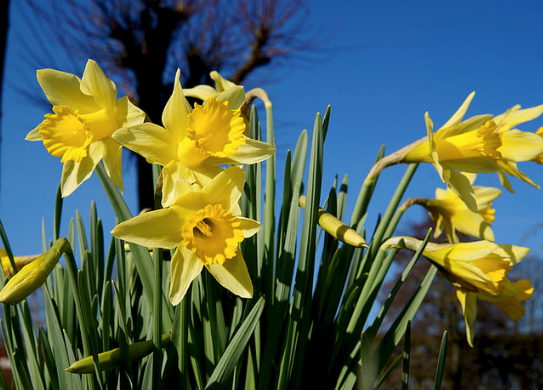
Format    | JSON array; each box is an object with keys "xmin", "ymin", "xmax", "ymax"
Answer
[
  {"xmin": 299, "ymin": 195, "xmax": 367, "ymax": 248},
  {"xmin": 0, "ymin": 238, "xmax": 70, "ymax": 304},
  {"xmin": 66, "ymin": 334, "xmax": 171, "ymax": 373}
]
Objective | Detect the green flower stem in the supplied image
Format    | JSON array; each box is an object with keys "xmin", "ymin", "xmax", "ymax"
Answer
[{"xmin": 153, "ymin": 248, "xmax": 163, "ymax": 387}]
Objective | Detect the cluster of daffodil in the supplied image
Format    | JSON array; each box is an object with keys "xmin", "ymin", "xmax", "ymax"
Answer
[
  {"xmin": 2, "ymin": 57, "xmax": 542, "ymax": 388},
  {"xmin": 24, "ymin": 59, "xmax": 275, "ymax": 305},
  {"xmin": 374, "ymin": 93, "xmax": 542, "ymax": 346}
]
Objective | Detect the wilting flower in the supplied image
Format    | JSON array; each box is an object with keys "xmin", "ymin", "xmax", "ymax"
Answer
[
  {"xmin": 111, "ymin": 167, "xmax": 259, "ymax": 304},
  {"xmin": 26, "ymin": 60, "xmax": 146, "ymax": 197},
  {"xmin": 415, "ymin": 178, "xmax": 501, "ymax": 243},
  {"xmin": 113, "ymin": 70, "xmax": 274, "ymax": 204},
  {"xmin": 0, "ymin": 238, "xmax": 71, "ymax": 304},
  {"xmin": 401, "ymin": 93, "xmax": 543, "ymax": 210},
  {"xmin": 382, "ymin": 237, "xmax": 532, "ymax": 346}
]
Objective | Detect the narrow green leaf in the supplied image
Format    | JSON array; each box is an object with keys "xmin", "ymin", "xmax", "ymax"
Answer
[
  {"xmin": 434, "ymin": 331, "xmax": 448, "ymax": 390},
  {"xmin": 402, "ymin": 321, "xmax": 411, "ymax": 390},
  {"xmin": 206, "ymin": 297, "xmax": 265, "ymax": 388}
]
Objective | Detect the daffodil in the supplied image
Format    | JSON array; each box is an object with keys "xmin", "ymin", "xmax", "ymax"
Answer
[
  {"xmin": 111, "ymin": 166, "xmax": 259, "ymax": 304},
  {"xmin": 401, "ymin": 92, "xmax": 501, "ymax": 211},
  {"xmin": 382, "ymin": 237, "xmax": 532, "ymax": 346},
  {"xmin": 401, "ymin": 94, "xmax": 543, "ymax": 207},
  {"xmin": 418, "ymin": 179, "xmax": 501, "ymax": 243},
  {"xmin": 26, "ymin": 60, "xmax": 146, "ymax": 197},
  {"xmin": 113, "ymin": 70, "xmax": 275, "ymax": 204}
]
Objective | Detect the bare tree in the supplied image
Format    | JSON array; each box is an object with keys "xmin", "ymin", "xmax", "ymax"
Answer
[
  {"xmin": 22, "ymin": 0, "xmax": 318, "ymax": 209},
  {"xmin": 0, "ymin": 0, "xmax": 11, "ymax": 203}
]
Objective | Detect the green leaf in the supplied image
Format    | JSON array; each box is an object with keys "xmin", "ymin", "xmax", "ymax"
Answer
[
  {"xmin": 434, "ymin": 331, "xmax": 448, "ymax": 390},
  {"xmin": 205, "ymin": 296, "xmax": 265, "ymax": 388}
]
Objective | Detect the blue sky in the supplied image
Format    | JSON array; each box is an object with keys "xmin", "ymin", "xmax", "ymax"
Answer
[{"xmin": 2, "ymin": 0, "xmax": 543, "ymax": 258}]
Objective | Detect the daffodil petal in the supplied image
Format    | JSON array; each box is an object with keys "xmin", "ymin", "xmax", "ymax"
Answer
[
  {"xmin": 116, "ymin": 96, "xmax": 146, "ymax": 127},
  {"xmin": 60, "ymin": 143, "xmax": 103, "ymax": 197},
  {"xmin": 102, "ymin": 138, "xmax": 123, "ymax": 192},
  {"xmin": 37, "ymin": 68, "xmax": 98, "ymax": 113},
  {"xmin": 446, "ymin": 240, "xmax": 498, "ymax": 260},
  {"xmin": 473, "ymin": 186, "xmax": 502, "ymax": 207},
  {"xmin": 215, "ymin": 85, "xmax": 246, "ymax": 110},
  {"xmin": 210, "ymin": 71, "xmax": 238, "ymax": 92},
  {"xmin": 497, "ymin": 160, "xmax": 539, "ymax": 189},
  {"xmin": 169, "ymin": 247, "xmax": 203, "ymax": 305},
  {"xmin": 26, "ymin": 125, "xmax": 42, "ymax": 141},
  {"xmin": 206, "ymin": 251, "xmax": 253, "ymax": 298},
  {"xmin": 456, "ymin": 289, "xmax": 477, "ymax": 347},
  {"xmin": 451, "ymin": 212, "xmax": 493, "ymax": 241},
  {"xmin": 203, "ymin": 167, "xmax": 245, "ymax": 208},
  {"xmin": 441, "ymin": 92, "xmax": 475, "ymax": 130},
  {"xmin": 162, "ymin": 70, "xmax": 191, "ymax": 139},
  {"xmin": 209, "ymin": 138, "xmax": 276, "ymax": 166},
  {"xmin": 238, "ymin": 217, "xmax": 260, "ymax": 238},
  {"xmin": 492, "ymin": 244, "xmax": 530, "ymax": 265},
  {"xmin": 114, "ymin": 123, "xmax": 178, "ymax": 165},
  {"xmin": 162, "ymin": 175, "xmax": 196, "ymax": 208},
  {"xmin": 111, "ymin": 208, "xmax": 184, "ymax": 249},
  {"xmin": 446, "ymin": 158, "xmax": 499, "ymax": 174},
  {"xmin": 439, "ymin": 114, "xmax": 492, "ymax": 139},
  {"xmin": 80, "ymin": 59, "xmax": 117, "ymax": 111},
  {"xmin": 500, "ymin": 130, "xmax": 543, "ymax": 161},
  {"xmin": 493, "ymin": 104, "xmax": 543, "ymax": 132},
  {"xmin": 183, "ymin": 85, "xmax": 218, "ymax": 101},
  {"xmin": 441, "ymin": 167, "xmax": 477, "ymax": 211}
]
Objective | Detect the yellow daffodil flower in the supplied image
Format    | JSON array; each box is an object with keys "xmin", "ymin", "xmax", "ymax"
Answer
[
  {"xmin": 422, "ymin": 180, "xmax": 501, "ymax": 243},
  {"xmin": 382, "ymin": 237, "xmax": 532, "ymax": 346},
  {"xmin": 111, "ymin": 167, "xmax": 259, "ymax": 304},
  {"xmin": 113, "ymin": 70, "xmax": 275, "ymax": 204},
  {"xmin": 401, "ymin": 93, "xmax": 500, "ymax": 211},
  {"xmin": 26, "ymin": 60, "xmax": 146, "ymax": 197},
  {"xmin": 401, "ymin": 93, "xmax": 543, "ymax": 209}
]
